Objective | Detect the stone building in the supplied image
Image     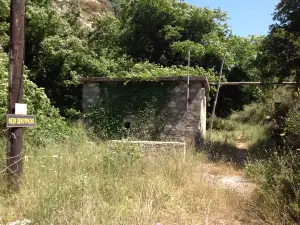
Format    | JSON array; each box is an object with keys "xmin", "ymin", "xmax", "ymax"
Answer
[{"xmin": 80, "ymin": 76, "xmax": 209, "ymax": 143}]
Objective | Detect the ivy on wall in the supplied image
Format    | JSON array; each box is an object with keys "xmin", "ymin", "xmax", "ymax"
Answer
[{"xmin": 85, "ymin": 82, "xmax": 175, "ymax": 140}]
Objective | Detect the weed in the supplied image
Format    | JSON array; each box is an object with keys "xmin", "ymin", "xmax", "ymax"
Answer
[
  {"xmin": 0, "ymin": 137, "xmax": 249, "ymax": 224},
  {"xmin": 246, "ymin": 153, "xmax": 300, "ymax": 224}
]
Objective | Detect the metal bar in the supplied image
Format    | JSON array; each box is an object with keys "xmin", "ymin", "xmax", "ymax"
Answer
[
  {"xmin": 209, "ymin": 50, "xmax": 227, "ymax": 138},
  {"xmin": 210, "ymin": 82, "xmax": 300, "ymax": 86},
  {"xmin": 187, "ymin": 50, "xmax": 190, "ymax": 110}
]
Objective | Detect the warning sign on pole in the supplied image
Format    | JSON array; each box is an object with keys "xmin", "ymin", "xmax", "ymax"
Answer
[{"xmin": 6, "ymin": 114, "xmax": 36, "ymax": 128}]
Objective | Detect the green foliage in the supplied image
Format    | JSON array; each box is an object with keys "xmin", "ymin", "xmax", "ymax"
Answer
[
  {"xmin": 273, "ymin": 0, "xmax": 300, "ymax": 34},
  {"xmin": 258, "ymin": 0, "xmax": 300, "ymax": 81},
  {"xmin": 24, "ymin": 1, "xmax": 101, "ymax": 113},
  {"xmin": 0, "ymin": 0, "xmax": 9, "ymax": 18},
  {"xmin": 230, "ymin": 102, "xmax": 272, "ymax": 124},
  {"xmin": 0, "ymin": 0, "xmax": 266, "ymax": 123},
  {"xmin": 89, "ymin": 13, "xmax": 122, "ymax": 55},
  {"xmin": 33, "ymin": 35, "xmax": 106, "ymax": 112},
  {"xmin": 285, "ymin": 93, "xmax": 300, "ymax": 148},
  {"xmin": 229, "ymin": 87, "xmax": 300, "ymax": 152},
  {"xmin": 0, "ymin": 0, "xmax": 9, "ymax": 49},
  {"xmin": 209, "ymin": 117, "xmax": 235, "ymax": 131},
  {"xmin": 205, "ymin": 116, "xmax": 270, "ymax": 163},
  {"xmin": 255, "ymin": 88, "xmax": 300, "ymax": 151},
  {"xmin": 0, "ymin": 50, "xmax": 7, "ymax": 124},
  {"xmin": 103, "ymin": 143, "xmax": 141, "ymax": 177},
  {"xmin": 214, "ymin": 35, "xmax": 264, "ymax": 117},
  {"xmin": 23, "ymin": 0, "xmax": 221, "ymax": 114},
  {"xmin": 86, "ymin": 82, "xmax": 174, "ymax": 140},
  {"xmin": 118, "ymin": 0, "xmax": 228, "ymax": 67},
  {"xmin": 239, "ymin": 89, "xmax": 300, "ymax": 225},
  {"xmin": 108, "ymin": 0, "xmax": 126, "ymax": 15},
  {"xmin": 0, "ymin": 50, "xmax": 75, "ymax": 146},
  {"xmin": 111, "ymin": 61, "xmax": 217, "ymax": 80},
  {"xmin": 258, "ymin": 28, "xmax": 300, "ymax": 81},
  {"xmin": 246, "ymin": 154, "xmax": 300, "ymax": 224}
]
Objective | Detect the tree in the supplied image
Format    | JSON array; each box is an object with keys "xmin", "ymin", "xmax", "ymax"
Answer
[
  {"xmin": 258, "ymin": 0, "xmax": 300, "ymax": 81},
  {"xmin": 273, "ymin": 0, "xmax": 300, "ymax": 32},
  {"xmin": 213, "ymin": 35, "xmax": 263, "ymax": 116},
  {"xmin": 0, "ymin": 0, "xmax": 264, "ymax": 118},
  {"xmin": 0, "ymin": 0, "xmax": 9, "ymax": 49},
  {"xmin": 23, "ymin": 1, "xmax": 112, "ymax": 115},
  {"xmin": 118, "ymin": 0, "xmax": 229, "ymax": 69}
]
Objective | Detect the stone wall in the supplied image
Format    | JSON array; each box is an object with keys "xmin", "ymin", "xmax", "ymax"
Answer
[
  {"xmin": 82, "ymin": 83, "xmax": 101, "ymax": 114},
  {"xmin": 82, "ymin": 81, "xmax": 207, "ymax": 142},
  {"xmin": 159, "ymin": 82, "xmax": 206, "ymax": 143}
]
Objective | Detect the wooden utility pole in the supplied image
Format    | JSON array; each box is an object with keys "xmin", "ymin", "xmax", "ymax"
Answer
[{"xmin": 7, "ymin": 0, "xmax": 25, "ymax": 188}]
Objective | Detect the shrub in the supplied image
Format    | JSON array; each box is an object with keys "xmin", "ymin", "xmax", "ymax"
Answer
[
  {"xmin": 0, "ymin": 50, "xmax": 76, "ymax": 145},
  {"xmin": 230, "ymin": 102, "xmax": 272, "ymax": 124},
  {"xmin": 246, "ymin": 153, "xmax": 300, "ymax": 224},
  {"xmin": 285, "ymin": 94, "xmax": 300, "ymax": 148},
  {"xmin": 209, "ymin": 117, "xmax": 236, "ymax": 131}
]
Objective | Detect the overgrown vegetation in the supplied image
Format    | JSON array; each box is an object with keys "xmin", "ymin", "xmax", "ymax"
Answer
[
  {"xmin": 0, "ymin": 0, "xmax": 300, "ymax": 224},
  {"xmin": 0, "ymin": 46, "xmax": 74, "ymax": 146},
  {"xmin": 246, "ymin": 154, "xmax": 300, "ymax": 224},
  {"xmin": 87, "ymin": 82, "xmax": 174, "ymax": 140},
  {"xmin": 0, "ymin": 0, "xmax": 263, "ymax": 116},
  {"xmin": 221, "ymin": 89, "xmax": 300, "ymax": 224},
  {"xmin": 0, "ymin": 137, "xmax": 251, "ymax": 224}
]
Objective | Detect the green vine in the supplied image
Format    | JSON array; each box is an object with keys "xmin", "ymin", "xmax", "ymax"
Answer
[{"xmin": 86, "ymin": 82, "xmax": 175, "ymax": 140}]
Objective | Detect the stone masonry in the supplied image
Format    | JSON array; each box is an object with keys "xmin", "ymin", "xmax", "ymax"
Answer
[{"xmin": 81, "ymin": 77, "xmax": 208, "ymax": 143}]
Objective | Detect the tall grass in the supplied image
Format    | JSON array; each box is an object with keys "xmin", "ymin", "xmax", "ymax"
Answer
[
  {"xmin": 0, "ymin": 136, "xmax": 249, "ymax": 224},
  {"xmin": 226, "ymin": 94, "xmax": 300, "ymax": 224},
  {"xmin": 210, "ymin": 117, "xmax": 269, "ymax": 147},
  {"xmin": 206, "ymin": 116, "xmax": 270, "ymax": 164},
  {"xmin": 246, "ymin": 153, "xmax": 300, "ymax": 224}
]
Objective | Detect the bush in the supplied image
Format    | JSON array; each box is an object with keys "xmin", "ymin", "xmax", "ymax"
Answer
[
  {"xmin": 264, "ymin": 90, "xmax": 300, "ymax": 150},
  {"xmin": 246, "ymin": 153, "xmax": 300, "ymax": 224},
  {"xmin": 230, "ymin": 102, "xmax": 272, "ymax": 124},
  {"xmin": 286, "ymin": 95, "xmax": 300, "ymax": 148},
  {"xmin": 230, "ymin": 88, "xmax": 300, "ymax": 152},
  {"xmin": 208, "ymin": 117, "xmax": 236, "ymax": 131},
  {"xmin": 0, "ymin": 50, "xmax": 76, "ymax": 146}
]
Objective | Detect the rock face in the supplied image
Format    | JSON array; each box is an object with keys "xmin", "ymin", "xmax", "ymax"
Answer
[{"xmin": 52, "ymin": 0, "xmax": 110, "ymax": 25}]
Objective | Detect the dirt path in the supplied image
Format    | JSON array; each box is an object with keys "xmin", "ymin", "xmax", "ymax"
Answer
[
  {"xmin": 234, "ymin": 134, "xmax": 249, "ymax": 164},
  {"xmin": 235, "ymin": 134, "xmax": 249, "ymax": 150},
  {"xmin": 204, "ymin": 134, "xmax": 256, "ymax": 198},
  {"xmin": 200, "ymin": 161, "xmax": 262, "ymax": 224},
  {"xmin": 202, "ymin": 163, "xmax": 256, "ymax": 199},
  {"xmin": 203, "ymin": 172, "xmax": 256, "ymax": 198}
]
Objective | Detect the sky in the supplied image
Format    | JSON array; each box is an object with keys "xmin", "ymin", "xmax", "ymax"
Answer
[{"xmin": 185, "ymin": 0, "xmax": 280, "ymax": 37}]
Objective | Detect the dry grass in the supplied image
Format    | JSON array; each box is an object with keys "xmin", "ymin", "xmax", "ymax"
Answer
[
  {"xmin": 210, "ymin": 121, "xmax": 268, "ymax": 148},
  {"xmin": 202, "ymin": 162, "xmax": 244, "ymax": 176},
  {"xmin": 0, "ymin": 137, "xmax": 254, "ymax": 225}
]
